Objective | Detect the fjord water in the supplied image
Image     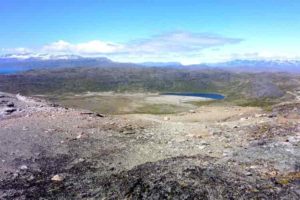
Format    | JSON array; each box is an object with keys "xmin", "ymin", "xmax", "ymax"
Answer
[
  {"xmin": 0, "ymin": 67, "xmax": 27, "ymax": 74},
  {"xmin": 162, "ymin": 92, "xmax": 225, "ymax": 100}
]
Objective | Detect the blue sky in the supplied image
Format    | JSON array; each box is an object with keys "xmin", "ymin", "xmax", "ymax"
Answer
[{"xmin": 1, "ymin": 0, "xmax": 300, "ymax": 64}]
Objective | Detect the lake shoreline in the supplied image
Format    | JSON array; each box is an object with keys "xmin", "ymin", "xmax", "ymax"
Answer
[{"xmin": 160, "ymin": 92, "xmax": 225, "ymax": 100}]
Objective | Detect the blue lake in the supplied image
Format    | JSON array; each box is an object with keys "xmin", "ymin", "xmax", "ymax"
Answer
[{"xmin": 161, "ymin": 92, "xmax": 225, "ymax": 100}]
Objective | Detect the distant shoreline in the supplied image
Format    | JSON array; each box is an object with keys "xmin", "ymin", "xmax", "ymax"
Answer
[{"xmin": 161, "ymin": 92, "xmax": 225, "ymax": 100}]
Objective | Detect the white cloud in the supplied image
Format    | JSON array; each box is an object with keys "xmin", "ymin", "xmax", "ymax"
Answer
[
  {"xmin": 43, "ymin": 40, "xmax": 72, "ymax": 52},
  {"xmin": 76, "ymin": 40, "xmax": 123, "ymax": 54},
  {"xmin": 42, "ymin": 40, "xmax": 123, "ymax": 54},
  {"xmin": 126, "ymin": 31, "xmax": 242, "ymax": 54}
]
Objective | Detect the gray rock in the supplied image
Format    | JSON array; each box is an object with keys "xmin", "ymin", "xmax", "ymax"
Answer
[
  {"xmin": 245, "ymin": 171, "xmax": 252, "ymax": 176},
  {"xmin": 4, "ymin": 108, "xmax": 17, "ymax": 114},
  {"xmin": 6, "ymin": 102, "xmax": 14, "ymax": 107},
  {"xmin": 268, "ymin": 113, "xmax": 277, "ymax": 118},
  {"xmin": 51, "ymin": 174, "xmax": 64, "ymax": 182},
  {"xmin": 20, "ymin": 165, "xmax": 28, "ymax": 170}
]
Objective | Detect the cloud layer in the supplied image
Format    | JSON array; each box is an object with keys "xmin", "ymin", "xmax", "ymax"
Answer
[
  {"xmin": 126, "ymin": 31, "xmax": 242, "ymax": 54},
  {"xmin": 3, "ymin": 31, "xmax": 300, "ymax": 64},
  {"xmin": 2, "ymin": 31, "xmax": 244, "ymax": 63}
]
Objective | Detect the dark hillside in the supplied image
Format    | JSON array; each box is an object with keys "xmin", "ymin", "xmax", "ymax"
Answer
[{"xmin": 0, "ymin": 67, "xmax": 298, "ymax": 100}]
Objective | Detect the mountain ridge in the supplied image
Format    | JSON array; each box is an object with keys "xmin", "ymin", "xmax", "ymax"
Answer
[{"xmin": 1, "ymin": 53, "xmax": 300, "ymax": 73}]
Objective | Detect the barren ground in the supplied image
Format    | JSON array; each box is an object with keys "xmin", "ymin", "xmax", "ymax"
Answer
[{"xmin": 0, "ymin": 92, "xmax": 299, "ymax": 199}]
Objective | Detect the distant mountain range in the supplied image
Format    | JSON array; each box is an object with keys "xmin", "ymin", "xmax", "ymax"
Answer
[
  {"xmin": 0, "ymin": 53, "xmax": 300, "ymax": 73},
  {"xmin": 0, "ymin": 54, "xmax": 138, "ymax": 73},
  {"xmin": 203, "ymin": 59, "xmax": 300, "ymax": 73},
  {"xmin": 139, "ymin": 62, "xmax": 183, "ymax": 67}
]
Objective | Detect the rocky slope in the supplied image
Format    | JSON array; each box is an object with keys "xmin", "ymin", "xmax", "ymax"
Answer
[{"xmin": 0, "ymin": 92, "xmax": 299, "ymax": 199}]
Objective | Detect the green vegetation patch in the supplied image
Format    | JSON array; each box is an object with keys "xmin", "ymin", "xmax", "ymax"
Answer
[
  {"xmin": 135, "ymin": 104, "xmax": 187, "ymax": 114},
  {"xmin": 234, "ymin": 99, "xmax": 278, "ymax": 111},
  {"xmin": 189, "ymin": 100, "xmax": 220, "ymax": 107}
]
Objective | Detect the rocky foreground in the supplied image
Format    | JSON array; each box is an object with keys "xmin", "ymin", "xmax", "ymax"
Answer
[{"xmin": 0, "ymin": 92, "xmax": 299, "ymax": 199}]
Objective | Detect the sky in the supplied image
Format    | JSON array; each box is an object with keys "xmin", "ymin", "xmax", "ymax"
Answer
[{"xmin": 1, "ymin": 0, "xmax": 300, "ymax": 64}]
